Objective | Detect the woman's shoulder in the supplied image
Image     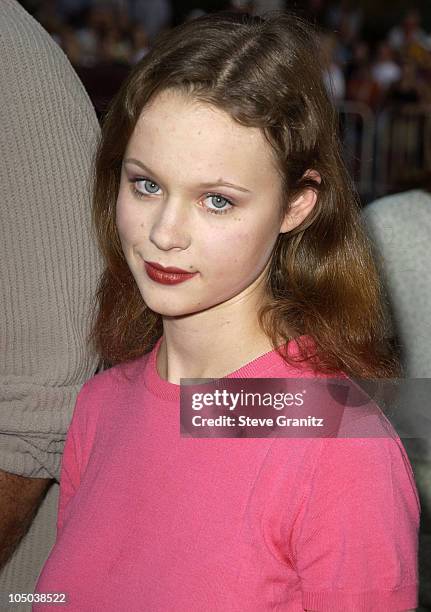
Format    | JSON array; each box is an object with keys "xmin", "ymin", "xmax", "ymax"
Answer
[
  {"xmin": 78, "ymin": 352, "xmax": 152, "ymax": 403},
  {"xmin": 265, "ymin": 334, "xmax": 349, "ymax": 379},
  {"xmin": 67, "ymin": 353, "xmax": 152, "ymax": 439}
]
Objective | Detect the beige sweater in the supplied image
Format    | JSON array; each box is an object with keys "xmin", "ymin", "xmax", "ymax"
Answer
[
  {"xmin": 0, "ymin": 0, "xmax": 102, "ymax": 604},
  {"xmin": 362, "ymin": 189, "xmax": 431, "ymax": 470},
  {"xmin": 362, "ymin": 189, "xmax": 431, "ymax": 379}
]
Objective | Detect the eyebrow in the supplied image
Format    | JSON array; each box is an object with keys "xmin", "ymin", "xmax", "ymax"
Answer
[{"xmin": 123, "ymin": 157, "xmax": 252, "ymax": 193}]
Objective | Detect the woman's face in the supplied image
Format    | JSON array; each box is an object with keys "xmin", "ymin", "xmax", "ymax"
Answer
[{"xmin": 116, "ymin": 88, "xmax": 290, "ymax": 318}]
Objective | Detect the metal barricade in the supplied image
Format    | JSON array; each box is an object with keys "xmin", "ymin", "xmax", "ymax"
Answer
[
  {"xmin": 336, "ymin": 102, "xmax": 431, "ymax": 201},
  {"xmin": 374, "ymin": 104, "xmax": 431, "ymax": 197},
  {"xmin": 336, "ymin": 101, "xmax": 376, "ymax": 200}
]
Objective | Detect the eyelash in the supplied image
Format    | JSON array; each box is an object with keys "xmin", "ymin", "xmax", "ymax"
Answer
[{"xmin": 127, "ymin": 177, "xmax": 235, "ymax": 216}]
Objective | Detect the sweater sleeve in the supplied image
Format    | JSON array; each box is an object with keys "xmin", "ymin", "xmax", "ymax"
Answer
[
  {"xmin": 0, "ymin": 0, "xmax": 103, "ymax": 480},
  {"xmin": 288, "ymin": 436, "xmax": 420, "ymax": 612}
]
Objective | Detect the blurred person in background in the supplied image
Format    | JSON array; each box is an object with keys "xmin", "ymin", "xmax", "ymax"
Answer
[
  {"xmin": 326, "ymin": 0, "xmax": 362, "ymax": 44},
  {"xmin": 385, "ymin": 58, "xmax": 431, "ymax": 106},
  {"xmin": 99, "ymin": 22, "xmax": 132, "ymax": 63},
  {"xmin": 343, "ymin": 39, "xmax": 369, "ymax": 82},
  {"xmin": 59, "ymin": 23, "xmax": 83, "ymax": 65},
  {"xmin": 131, "ymin": 23, "xmax": 150, "ymax": 62},
  {"xmin": 321, "ymin": 31, "xmax": 346, "ymax": 102},
  {"xmin": 346, "ymin": 60, "xmax": 382, "ymax": 111},
  {"xmin": 371, "ymin": 41, "xmax": 402, "ymax": 93},
  {"xmin": 129, "ymin": 0, "xmax": 172, "ymax": 43},
  {"xmin": 74, "ymin": 4, "xmax": 118, "ymax": 65},
  {"xmin": 388, "ymin": 8, "xmax": 430, "ymax": 55}
]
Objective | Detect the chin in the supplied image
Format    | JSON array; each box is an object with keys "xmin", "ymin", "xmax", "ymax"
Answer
[{"xmin": 140, "ymin": 295, "xmax": 207, "ymax": 318}]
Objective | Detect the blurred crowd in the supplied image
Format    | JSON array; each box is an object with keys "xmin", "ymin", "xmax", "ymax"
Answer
[
  {"xmin": 319, "ymin": 5, "xmax": 431, "ymax": 110},
  {"xmin": 20, "ymin": 0, "xmax": 431, "ymax": 112}
]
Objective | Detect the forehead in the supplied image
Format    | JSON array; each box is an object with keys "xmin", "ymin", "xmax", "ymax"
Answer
[{"xmin": 126, "ymin": 89, "xmax": 280, "ymax": 185}]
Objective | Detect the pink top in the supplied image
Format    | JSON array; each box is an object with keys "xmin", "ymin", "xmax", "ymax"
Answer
[{"xmin": 33, "ymin": 336, "xmax": 420, "ymax": 611}]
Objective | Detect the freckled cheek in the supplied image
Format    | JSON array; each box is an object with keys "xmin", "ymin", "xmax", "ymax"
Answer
[
  {"xmin": 116, "ymin": 198, "xmax": 149, "ymax": 247},
  {"xmin": 203, "ymin": 231, "xmax": 262, "ymax": 279}
]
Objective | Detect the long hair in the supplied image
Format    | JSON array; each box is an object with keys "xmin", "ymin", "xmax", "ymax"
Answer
[{"xmin": 89, "ymin": 10, "xmax": 400, "ymax": 378}]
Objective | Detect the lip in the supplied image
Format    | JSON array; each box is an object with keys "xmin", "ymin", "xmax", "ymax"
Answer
[
  {"xmin": 145, "ymin": 261, "xmax": 193, "ymax": 274},
  {"xmin": 144, "ymin": 261, "xmax": 198, "ymax": 285}
]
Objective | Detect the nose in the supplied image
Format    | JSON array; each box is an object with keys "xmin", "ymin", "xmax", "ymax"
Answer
[{"xmin": 149, "ymin": 197, "xmax": 191, "ymax": 251}]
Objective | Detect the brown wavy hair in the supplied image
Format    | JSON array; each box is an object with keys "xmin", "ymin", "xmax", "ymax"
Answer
[{"xmin": 88, "ymin": 10, "xmax": 400, "ymax": 378}]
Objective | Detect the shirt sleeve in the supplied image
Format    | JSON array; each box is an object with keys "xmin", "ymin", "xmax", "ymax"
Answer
[
  {"xmin": 289, "ymin": 436, "xmax": 420, "ymax": 612},
  {"xmin": 55, "ymin": 383, "xmax": 93, "ymax": 536},
  {"xmin": 56, "ymin": 413, "xmax": 82, "ymax": 537},
  {"xmin": 55, "ymin": 373, "xmax": 106, "ymax": 535}
]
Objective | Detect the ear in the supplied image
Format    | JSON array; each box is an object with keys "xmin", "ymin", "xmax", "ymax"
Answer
[{"xmin": 280, "ymin": 170, "xmax": 321, "ymax": 234}]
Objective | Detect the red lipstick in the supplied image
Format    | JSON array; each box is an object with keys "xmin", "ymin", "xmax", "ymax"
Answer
[{"xmin": 144, "ymin": 261, "xmax": 198, "ymax": 285}]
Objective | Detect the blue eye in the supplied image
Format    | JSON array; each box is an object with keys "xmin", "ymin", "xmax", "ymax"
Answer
[
  {"xmin": 203, "ymin": 194, "xmax": 234, "ymax": 215},
  {"xmin": 132, "ymin": 178, "xmax": 161, "ymax": 195},
  {"xmin": 128, "ymin": 177, "xmax": 235, "ymax": 216}
]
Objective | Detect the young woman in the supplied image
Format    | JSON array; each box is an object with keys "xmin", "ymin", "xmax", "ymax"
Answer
[{"xmin": 33, "ymin": 11, "xmax": 419, "ymax": 612}]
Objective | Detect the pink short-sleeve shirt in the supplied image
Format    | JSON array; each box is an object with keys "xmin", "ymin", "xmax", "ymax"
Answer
[{"xmin": 33, "ymin": 337, "xmax": 420, "ymax": 611}]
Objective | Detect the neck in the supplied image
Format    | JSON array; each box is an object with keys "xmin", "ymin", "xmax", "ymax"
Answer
[{"xmin": 156, "ymin": 293, "xmax": 283, "ymax": 384}]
